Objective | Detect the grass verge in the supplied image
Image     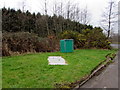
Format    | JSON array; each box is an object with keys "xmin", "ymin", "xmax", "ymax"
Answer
[{"xmin": 2, "ymin": 49, "xmax": 117, "ymax": 88}]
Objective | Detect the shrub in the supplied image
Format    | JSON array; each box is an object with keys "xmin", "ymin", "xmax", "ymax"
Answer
[
  {"xmin": 82, "ymin": 28, "xmax": 111, "ymax": 49},
  {"xmin": 60, "ymin": 28, "xmax": 111, "ymax": 49},
  {"xmin": 2, "ymin": 32, "xmax": 59, "ymax": 56},
  {"xmin": 60, "ymin": 30, "xmax": 86, "ymax": 48}
]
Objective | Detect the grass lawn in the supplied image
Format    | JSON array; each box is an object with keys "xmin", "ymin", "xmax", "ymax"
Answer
[{"xmin": 2, "ymin": 49, "xmax": 117, "ymax": 88}]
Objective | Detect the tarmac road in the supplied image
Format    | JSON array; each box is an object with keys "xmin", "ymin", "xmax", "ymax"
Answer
[{"xmin": 80, "ymin": 44, "xmax": 119, "ymax": 88}]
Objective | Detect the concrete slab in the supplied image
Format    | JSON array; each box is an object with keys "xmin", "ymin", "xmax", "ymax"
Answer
[{"xmin": 48, "ymin": 56, "xmax": 68, "ymax": 65}]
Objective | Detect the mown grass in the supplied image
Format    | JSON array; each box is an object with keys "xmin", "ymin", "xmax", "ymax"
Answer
[{"xmin": 2, "ymin": 49, "xmax": 117, "ymax": 88}]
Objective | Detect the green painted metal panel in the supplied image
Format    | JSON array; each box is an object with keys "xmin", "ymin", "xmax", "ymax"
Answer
[
  {"xmin": 60, "ymin": 40, "xmax": 65, "ymax": 52},
  {"xmin": 60, "ymin": 39, "xmax": 74, "ymax": 53},
  {"xmin": 66, "ymin": 40, "xmax": 73, "ymax": 52}
]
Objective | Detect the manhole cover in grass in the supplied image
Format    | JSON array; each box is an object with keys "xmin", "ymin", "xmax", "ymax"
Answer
[{"xmin": 48, "ymin": 56, "xmax": 68, "ymax": 65}]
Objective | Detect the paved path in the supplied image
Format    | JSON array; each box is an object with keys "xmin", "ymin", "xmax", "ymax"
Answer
[
  {"xmin": 111, "ymin": 44, "xmax": 119, "ymax": 49},
  {"xmin": 80, "ymin": 46, "xmax": 119, "ymax": 88}
]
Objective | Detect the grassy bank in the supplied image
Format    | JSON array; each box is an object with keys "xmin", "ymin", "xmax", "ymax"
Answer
[{"xmin": 2, "ymin": 49, "xmax": 117, "ymax": 88}]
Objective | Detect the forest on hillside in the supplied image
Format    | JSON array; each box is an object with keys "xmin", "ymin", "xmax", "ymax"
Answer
[
  {"xmin": 2, "ymin": 7, "xmax": 94, "ymax": 37},
  {"xmin": 2, "ymin": 7, "xmax": 111, "ymax": 56}
]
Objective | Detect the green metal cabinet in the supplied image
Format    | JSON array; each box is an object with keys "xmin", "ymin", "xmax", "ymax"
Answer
[{"xmin": 60, "ymin": 39, "xmax": 74, "ymax": 53}]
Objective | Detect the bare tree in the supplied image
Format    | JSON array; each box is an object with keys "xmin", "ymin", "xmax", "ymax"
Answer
[
  {"xmin": 44, "ymin": 0, "xmax": 49, "ymax": 35},
  {"xmin": 22, "ymin": 1, "xmax": 26, "ymax": 12},
  {"xmin": 17, "ymin": 0, "xmax": 29, "ymax": 12},
  {"xmin": 44, "ymin": 0, "xmax": 47, "ymax": 15},
  {"xmin": 60, "ymin": 2, "xmax": 63, "ymax": 16},
  {"xmin": 65, "ymin": 1, "xmax": 79, "ymax": 20},
  {"xmin": 101, "ymin": 0, "xmax": 117, "ymax": 38},
  {"xmin": 57, "ymin": 2, "xmax": 64, "ymax": 17},
  {"xmin": 75, "ymin": 6, "xmax": 80, "ymax": 22},
  {"xmin": 53, "ymin": 1, "xmax": 57, "ymax": 15},
  {"xmin": 17, "ymin": 1, "xmax": 26, "ymax": 12},
  {"xmin": 79, "ymin": 6, "xmax": 91, "ymax": 24},
  {"xmin": 69, "ymin": 4, "xmax": 78, "ymax": 21},
  {"xmin": 69, "ymin": 5, "xmax": 91, "ymax": 24},
  {"xmin": 57, "ymin": 2, "xmax": 64, "ymax": 32},
  {"xmin": 52, "ymin": 1, "xmax": 63, "ymax": 16},
  {"xmin": 20, "ymin": 0, "xmax": 27, "ymax": 12},
  {"xmin": 52, "ymin": 1, "xmax": 64, "ymax": 33},
  {"xmin": 66, "ymin": 1, "xmax": 72, "ymax": 19}
]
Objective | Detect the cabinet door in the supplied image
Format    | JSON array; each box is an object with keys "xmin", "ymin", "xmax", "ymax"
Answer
[
  {"xmin": 66, "ymin": 40, "xmax": 73, "ymax": 52},
  {"xmin": 60, "ymin": 40, "xmax": 65, "ymax": 52}
]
